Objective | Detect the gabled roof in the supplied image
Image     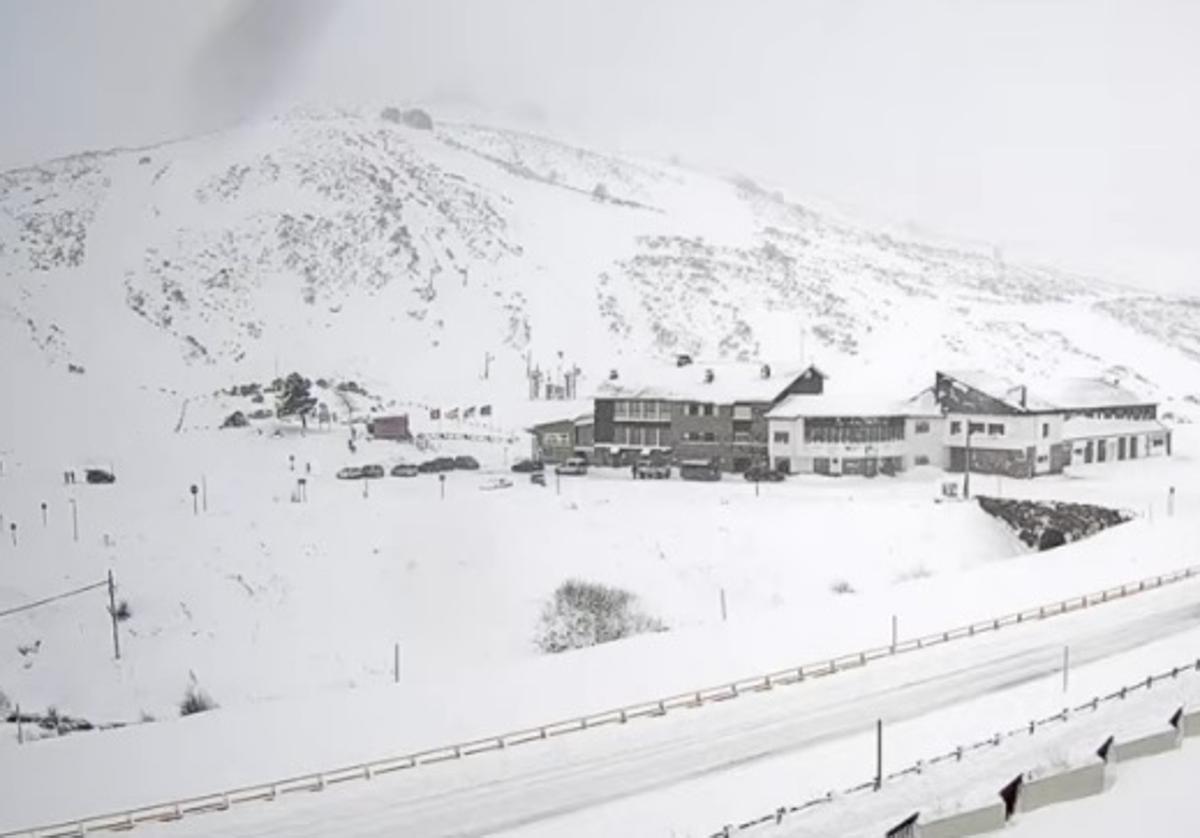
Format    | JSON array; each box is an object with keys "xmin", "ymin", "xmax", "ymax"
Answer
[
  {"xmin": 767, "ymin": 387, "xmax": 940, "ymax": 420},
  {"xmin": 1035, "ymin": 377, "xmax": 1151, "ymax": 411},
  {"xmin": 937, "ymin": 370, "xmax": 1058, "ymax": 412},
  {"xmin": 595, "ymin": 362, "xmax": 819, "ymax": 404}
]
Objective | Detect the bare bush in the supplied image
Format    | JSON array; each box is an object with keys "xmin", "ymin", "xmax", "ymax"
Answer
[
  {"xmin": 536, "ymin": 580, "xmax": 665, "ymax": 653},
  {"xmin": 830, "ymin": 579, "xmax": 856, "ymax": 595},
  {"xmin": 179, "ymin": 684, "xmax": 217, "ymax": 716}
]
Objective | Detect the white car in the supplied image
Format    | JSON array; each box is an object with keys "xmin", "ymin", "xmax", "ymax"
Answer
[{"xmin": 554, "ymin": 457, "xmax": 589, "ymax": 476}]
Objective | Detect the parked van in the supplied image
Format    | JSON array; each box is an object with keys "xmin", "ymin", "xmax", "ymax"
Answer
[
  {"xmin": 680, "ymin": 459, "xmax": 721, "ymax": 481},
  {"xmin": 555, "ymin": 457, "xmax": 589, "ymax": 476}
]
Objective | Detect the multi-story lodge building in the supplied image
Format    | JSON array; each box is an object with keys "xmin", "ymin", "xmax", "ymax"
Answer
[{"xmin": 591, "ymin": 362, "xmax": 827, "ymax": 471}]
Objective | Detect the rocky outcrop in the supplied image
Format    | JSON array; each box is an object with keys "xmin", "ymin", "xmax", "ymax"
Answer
[{"xmin": 977, "ymin": 496, "xmax": 1133, "ymax": 551}]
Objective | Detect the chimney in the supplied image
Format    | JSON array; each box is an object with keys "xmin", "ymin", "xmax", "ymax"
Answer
[
  {"xmin": 608, "ymin": 368, "xmax": 619, "ymax": 381},
  {"xmin": 1019, "ymin": 385, "xmax": 1027, "ymax": 409},
  {"xmin": 704, "ymin": 368, "xmax": 715, "ymax": 384},
  {"xmin": 760, "ymin": 363, "xmax": 772, "ymax": 379}
]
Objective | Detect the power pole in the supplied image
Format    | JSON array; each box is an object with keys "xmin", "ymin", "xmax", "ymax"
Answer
[
  {"xmin": 108, "ymin": 569, "xmax": 121, "ymax": 660},
  {"xmin": 963, "ymin": 425, "xmax": 973, "ymax": 500}
]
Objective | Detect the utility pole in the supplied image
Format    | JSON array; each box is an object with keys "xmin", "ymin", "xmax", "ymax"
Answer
[
  {"xmin": 962, "ymin": 424, "xmax": 972, "ymax": 499},
  {"xmin": 108, "ymin": 569, "xmax": 121, "ymax": 660}
]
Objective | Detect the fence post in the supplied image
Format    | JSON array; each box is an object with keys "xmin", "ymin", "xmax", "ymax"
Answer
[
  {"xmin": 108, "ymin": 570, "xmax": 121, "ymax": 660},
  {"xmin": 874, "ymin": 718, "xmax": 883, "ymax": 790}
]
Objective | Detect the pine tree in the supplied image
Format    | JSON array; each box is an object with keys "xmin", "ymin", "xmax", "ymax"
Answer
[{"xmin": 276, "ymin": 372, "xmax": 318, "ymax": 433}]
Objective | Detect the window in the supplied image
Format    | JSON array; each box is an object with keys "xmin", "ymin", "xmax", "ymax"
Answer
[
  {"xmin": 914, "ymin": 421, "xmax": 930, "ymax": 434},
  {"xmin": 686, "ymin": 403, "xmax": 700, "ymax": 416},
  {"xmin": 733, "ymin": 405, "xmax": 753, "ymax": 421},
  {"xmin": 1042, "ymin": 422, "xmax": 1050, "ymax": 439},
  {"xmin": 773, "ymin": 431, "xmax": 790, "ymax": 444},
  {"xmin": 968, "ymin": 422, "xmax": 985, "ymax": 435},
  {"xmin": 950, "ymin": 421, "xmax": 962, "ymax": 435},
  {"xmin": 987, "ymin": 423, "xmax": 1005, "ymax": 436},
  {"xmin": 703, "ymin": 403, "xmax": 715, "ymax": 417},
  {"xmin": 703, "ymin": 431, "xmax": 716, "ymax": 442},
  {"xmin": 914, "ymin": 455, "xmax": 930, "ymax": 466}
]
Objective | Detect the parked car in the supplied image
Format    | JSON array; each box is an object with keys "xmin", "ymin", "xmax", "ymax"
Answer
[
  {"xmin": 418, "ymin": 456, "xmax": 457, "ymax": 473},
  {"xmin": 632, "ymin": 459, "xmax": 672, "ymax": 479},
  {"xmin": 554, "ymin": 457, "xmax": 589, "ymax": 476},
  {"xmin": 336, "ymin": 466, "xmax": 366, "ymax": 480},
  {"xmin": 361, "ymin": 464, "xmax": 385, "ymax": 479},
  {"xmin": 511, "ymin": 458, "xmax": 544, "ymax": 474},
  {"xmin": 743, "ymin": 463, "xmax": 785, "ymax": 483},
  {"xmin": 453, "ymin": 455, "xmax": 480, "ymax": 471},
  {"xmin": 390, "ymin": 463, "xmax": 419, "ymax": 478},
  {"xmin": 680, "ymin": 459, "xmax": 721, "ymax": 481},
  {"xmin": 84, "ymin": 468, "xmax": 116, "ymax": 484}
]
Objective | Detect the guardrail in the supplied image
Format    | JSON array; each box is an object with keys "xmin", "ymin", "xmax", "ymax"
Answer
[
  {"xmin": 4, "ymin": 563, "xmax": 1199, "ymax": 838},
  {"xmin": 710, "ymin": 657, "xmax": 1200, "ymax": 837}
]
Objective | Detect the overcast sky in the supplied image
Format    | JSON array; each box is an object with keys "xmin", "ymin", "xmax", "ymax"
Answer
[{"xmin": 2, "ymin": 0, "xmax": 1197, "ymax": 292}]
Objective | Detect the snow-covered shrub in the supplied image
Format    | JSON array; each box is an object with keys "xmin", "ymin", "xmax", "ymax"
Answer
[
  {"xmin": 179, "ymin": 684, "xmax": 217, "ymax": 716},
  {"xmin": 220, "ymin": 410, "xmax": 248, "ymax": 429},
  {"xmin": 536, "ymin": 580, "xmax": 665, "ymax": 653},
  {"xmin": 830, "ymin": 579, "xmax": 856, "ymax": 595}
]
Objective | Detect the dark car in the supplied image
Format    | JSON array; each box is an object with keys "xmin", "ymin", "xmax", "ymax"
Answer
[
  {"xmin": 680, "ymin": 459, "xmax": 721, "ymax": 482},
  {"xmin": 361, "ymin": 464, "xmax": 385, "ymax": 479},
  {"xmin": 418, "ymin": 457, "xmax": 457, "ymax": 473},
  {"xmin": 632, "ymin": 459, "xmax": 671, "ymax": 479},
  {"xmin": 390, "ymin": 463, "xmax": 419, "ymax": 477},
  {"xmin": 511, "ymin": 458, "xmax": 544, "ymax": 474},
  {"xmin": 85, "ymin": 468, "xmax": 116, "ymax": 484},
  {"xmin": 743, "ymin": 464, "xmax": 785, "ymax": 483},
  {"xmin": 336, "ymin": 466, "xmax": 365, "ymax": 480},
  {"xmin": 453, "ymin": 455, "xmax": 480, "ymax": 471}
]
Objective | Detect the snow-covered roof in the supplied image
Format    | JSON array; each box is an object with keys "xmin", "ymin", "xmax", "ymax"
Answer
[
  {"xmin": 1035, "ymin": 377, "xmax": 1151, "ymax": 410},
  {"xmin": 595, "ymin": 362, "xmax": 816, "ymax": 404},
  {"xmin": 940, "ymin": 370, "xmax": 1155, "ymax": 414},
  {"xmin": 1063, "ymin": 416, "xmax": 1169, "ymax": 440},
  {"xmin": 938, "ymin": 369, "xmax": 1058, "ymax": 412},
  {"xmin": 767, "ymin": 390, "xmax": 935, "ymax": 420}
]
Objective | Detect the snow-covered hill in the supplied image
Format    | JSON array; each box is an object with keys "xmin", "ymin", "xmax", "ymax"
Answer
[{"xmin": 3, "ymin": 106, "xmax": 1200, "ymax": 424}]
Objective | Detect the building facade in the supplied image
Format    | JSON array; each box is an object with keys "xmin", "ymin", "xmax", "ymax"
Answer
[
  {"xmin": 592, "ymin": 363, "xmax": 826, "ymax": 471},
  {"xmin": 528, "ymin": 414, "xmax": 593, "ymax": 463},
  {"xmin": 766, "ymin": 392, "xmax": 944, "ymax": 475}
]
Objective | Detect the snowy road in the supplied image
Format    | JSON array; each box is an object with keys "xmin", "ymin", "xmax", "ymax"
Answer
[{"xmin": 138, "ymin": 580, "xmax": 1200, "ymax": 838}]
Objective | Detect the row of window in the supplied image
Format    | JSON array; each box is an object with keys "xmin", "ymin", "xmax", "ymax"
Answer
[
  {"xmin": 613, "ymin": 426, "xmax": 668, "ymax": 446},
  {"xmin": 804, "ymin": 418, "xmax": 906, "ymax": 444},
  {"xmin": 611, "ymin": 400, "xmax": 758, "ymax": 420},
  {"xmin": 947, "ymin": 420, "xmax": 1051, "ymax": 438},
  {"xmin": 612, "ymin": 400, "xmax": 673, "ymax": 420}
]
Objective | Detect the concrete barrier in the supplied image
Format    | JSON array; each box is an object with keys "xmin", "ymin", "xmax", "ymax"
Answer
[
  {"xmin": 1017, "ymin": 760, "xmax": 1106, "ymax": 813},
  {"xmin": 917, "ymin": 801, "xmax": 1007, "ymax": 838},
  {"xmin": 1181, "ymin": 709, "xmax": 1200, "ymax": 738},
  {"xmin": 1112, "ymin": 727, "xmax": 1181, "ymax": 763}
]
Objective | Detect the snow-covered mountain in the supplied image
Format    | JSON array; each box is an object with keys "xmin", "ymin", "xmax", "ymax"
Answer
[{"xmin": 2, "ymin": 106, "xmax": 1199, "ymax": 417}]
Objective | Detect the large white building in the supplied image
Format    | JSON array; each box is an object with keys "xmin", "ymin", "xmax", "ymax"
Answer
[{"xmin": 766, "ymin": 370, "xmax": 1172, "ymax": 479}]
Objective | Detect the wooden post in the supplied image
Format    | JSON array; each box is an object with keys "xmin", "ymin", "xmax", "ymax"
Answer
[
  {"xmin": 202, "ymin": 475, "xmax": 208, "ymax": 512},
  {"xmin": 393, "ymin": 643, "xmax": 400, "ymax": 684},
  {"xmin": 40, "ymin": 502, "xmax": 47, "ymax": 527},
  {"xmin": 874, "ymin": 718, "xmax": 883, "ymax": 790},
  {"xmin": 10, "ymin": 522, "xmax": 16, "ymax": 546},
  {"xmin": 108, "ymin": 569, "xmax": 121, "ymax": 660},
  {"xmin": 189, "ymin": 484, "xmax": 198, "ymax": 515},
  {"xmin": 440, "ymin": 474, "xmax": 447, "ymax": 500},
  {"xmin": 720, "ymin": 588, "xmax": 727, "ymax": 622},
  {"xmin": 963, "ymin": 426, "xmax": 972, "ymax": 499},
  {"xmin": 16, "ymin": 705, "xmax": 22, "ymax": 745},
  {"xmin": 1062, "ymin": 645, "xmax": 1069, "ymax": 693},
  {"xmin": 1168, "ymin": 486, "xmax": 1176, "ymax": 517},
  {"xmin": 891, "ymin": 614, "xmax": 898, "ymax": 650},
  {"xmin": 70, "ymin": 499, "xmax": 78, "ymax": 543}
]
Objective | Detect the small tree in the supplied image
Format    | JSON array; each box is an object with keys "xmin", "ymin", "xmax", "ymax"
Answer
[
  {"xmin": 536, "ymin": 580, "xmax": 665, "ymax": 653},
  {"xmin": 275, "ymin": 372, "xmax": 318, "ymax": 433},
  {"xmin": 179, "ymin": 684, "xmax": 217, "ymax": 716}
]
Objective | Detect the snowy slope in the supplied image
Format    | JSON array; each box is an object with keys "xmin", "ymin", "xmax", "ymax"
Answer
[{"xmin": 3, "ymin": 107, "xmax": 1200, "ymax": 420}]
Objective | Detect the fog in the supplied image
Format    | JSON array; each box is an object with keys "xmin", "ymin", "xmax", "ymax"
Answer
[{"xmin": 2, "ymin": 0, "xmax": 1197, "ymax": 291}]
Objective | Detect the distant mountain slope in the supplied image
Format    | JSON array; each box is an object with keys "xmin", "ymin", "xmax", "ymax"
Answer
[{"xmin": 2, "ymin": 108, "xmax": 1198, "ymax": 414}]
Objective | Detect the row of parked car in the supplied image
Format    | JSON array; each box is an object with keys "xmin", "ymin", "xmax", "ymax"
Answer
[
  {"xmin": 336, "ymin": 455, "xmax": 480, "ymax": 480},
  {"xmin": 508, "ymin": 456, "xmax": 785, "ymax": 483}
]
